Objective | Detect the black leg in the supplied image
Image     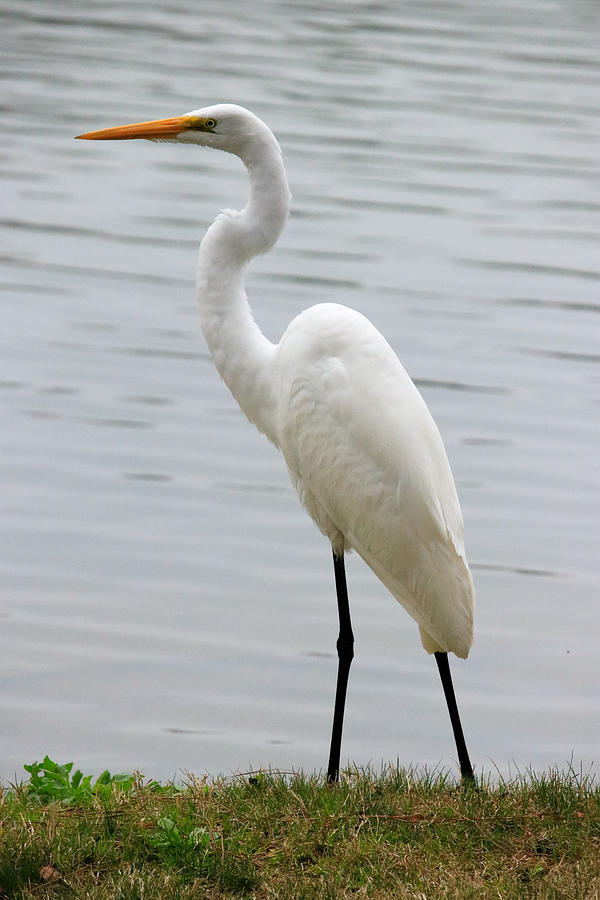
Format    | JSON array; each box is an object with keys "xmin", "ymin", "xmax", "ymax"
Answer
[
  {"xmin": 326, "ymin": 550, "xmax": 354, "ymax": 783},
  {"xmin": 434, "ymin": 651, "xmax": 475, "ymax": 784}
]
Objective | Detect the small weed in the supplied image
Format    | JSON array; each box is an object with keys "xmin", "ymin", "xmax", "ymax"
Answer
[
  {"xmin": 22, "ymin": 755, "xmax": 136, "ymax": 805},
  {"xmin": 150, "ymin": 816, "xmax": 212, "ymax": 858}
]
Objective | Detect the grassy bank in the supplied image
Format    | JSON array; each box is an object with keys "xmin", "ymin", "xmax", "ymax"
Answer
[{"xmin": 1, "ymin": 758, "xmax": 598, "ymax": 899}]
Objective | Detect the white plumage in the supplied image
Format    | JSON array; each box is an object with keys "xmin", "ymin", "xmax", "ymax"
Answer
[
  {"xmin": 276, "ymin": 302, "xmax": 473, "ymax": 658},
  {"xmin": 77, "ymin": 103, "xmax": 476, "ymax": 782}
]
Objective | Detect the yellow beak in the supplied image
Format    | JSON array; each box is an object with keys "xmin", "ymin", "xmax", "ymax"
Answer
[{"xmin": 76, "ymin": 115, "xmax": 193, "ymax": 141}]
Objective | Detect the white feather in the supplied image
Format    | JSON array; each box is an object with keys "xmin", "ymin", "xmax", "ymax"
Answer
[{"xmin": 276, "ymin": 302, "xmax": 473, "ymax": 657}]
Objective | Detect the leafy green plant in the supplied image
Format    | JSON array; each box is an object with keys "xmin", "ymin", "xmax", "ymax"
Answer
[
  {"xmin": 151, "ymin": 816, "xmax": 212, "ymax": 857},
  {"xmin": 23, "ymin": 755, "xmax": 135, "ymax": 805}
]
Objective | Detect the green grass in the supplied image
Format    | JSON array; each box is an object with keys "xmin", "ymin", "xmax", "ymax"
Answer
[{"xmin": 1, "ymin": 758, "xmax": 598, "ymax": 898}]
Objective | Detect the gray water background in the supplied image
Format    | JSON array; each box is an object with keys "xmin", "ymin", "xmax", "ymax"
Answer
[{"xmin": 2, "ymin": 0, "xmax": 599, "ymax": 783}]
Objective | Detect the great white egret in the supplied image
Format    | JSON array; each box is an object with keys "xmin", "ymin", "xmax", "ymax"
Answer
[{"xmin": 77, "ymin": 104, "xmax": 475, "ymax": 783}]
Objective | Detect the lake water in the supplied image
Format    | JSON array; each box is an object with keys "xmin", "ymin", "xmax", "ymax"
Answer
[{"xmin": 2, "ymin": 0, "xmax": 599, "ymax": 784}]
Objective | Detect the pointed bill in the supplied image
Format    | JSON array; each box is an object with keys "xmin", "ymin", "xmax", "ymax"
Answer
[{"xmin": 76, "ymin": 116, "xmax": 194, "ymax": 140}]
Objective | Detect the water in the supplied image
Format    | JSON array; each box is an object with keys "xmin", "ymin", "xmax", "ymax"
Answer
[{"xmin": 2, "ymin": 0, "xmax": 599, "ymax": 783}]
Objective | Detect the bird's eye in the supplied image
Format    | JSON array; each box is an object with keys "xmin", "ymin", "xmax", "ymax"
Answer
[{"xmin": 204, "ymin": 118, "xmax": 217, "ymax": 130}]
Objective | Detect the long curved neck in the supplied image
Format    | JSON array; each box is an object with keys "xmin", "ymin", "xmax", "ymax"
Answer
[{"xmin": 197, "ymin": 133, "xmax": 290, "ymax": 445}]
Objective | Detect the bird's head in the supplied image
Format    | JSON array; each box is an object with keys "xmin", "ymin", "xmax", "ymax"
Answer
[{"xmin": 76, "ymin": 103, "xmax": 280, "ymax": 162}]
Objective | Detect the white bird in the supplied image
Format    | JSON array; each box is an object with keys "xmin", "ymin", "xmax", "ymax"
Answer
[{"xmin": 77, "ymin": 104, "xmax": 475, "ymax": 783}]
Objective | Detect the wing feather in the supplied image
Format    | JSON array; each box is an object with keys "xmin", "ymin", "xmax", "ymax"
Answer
[{"xmin": 276, "ymin": 303, "xmax": 474, "ymax": 658}]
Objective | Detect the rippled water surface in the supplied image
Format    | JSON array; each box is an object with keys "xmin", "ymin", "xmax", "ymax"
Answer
[{"xmin": 2, "ymin": 0, "xmax": 599, "ymax": 782}]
